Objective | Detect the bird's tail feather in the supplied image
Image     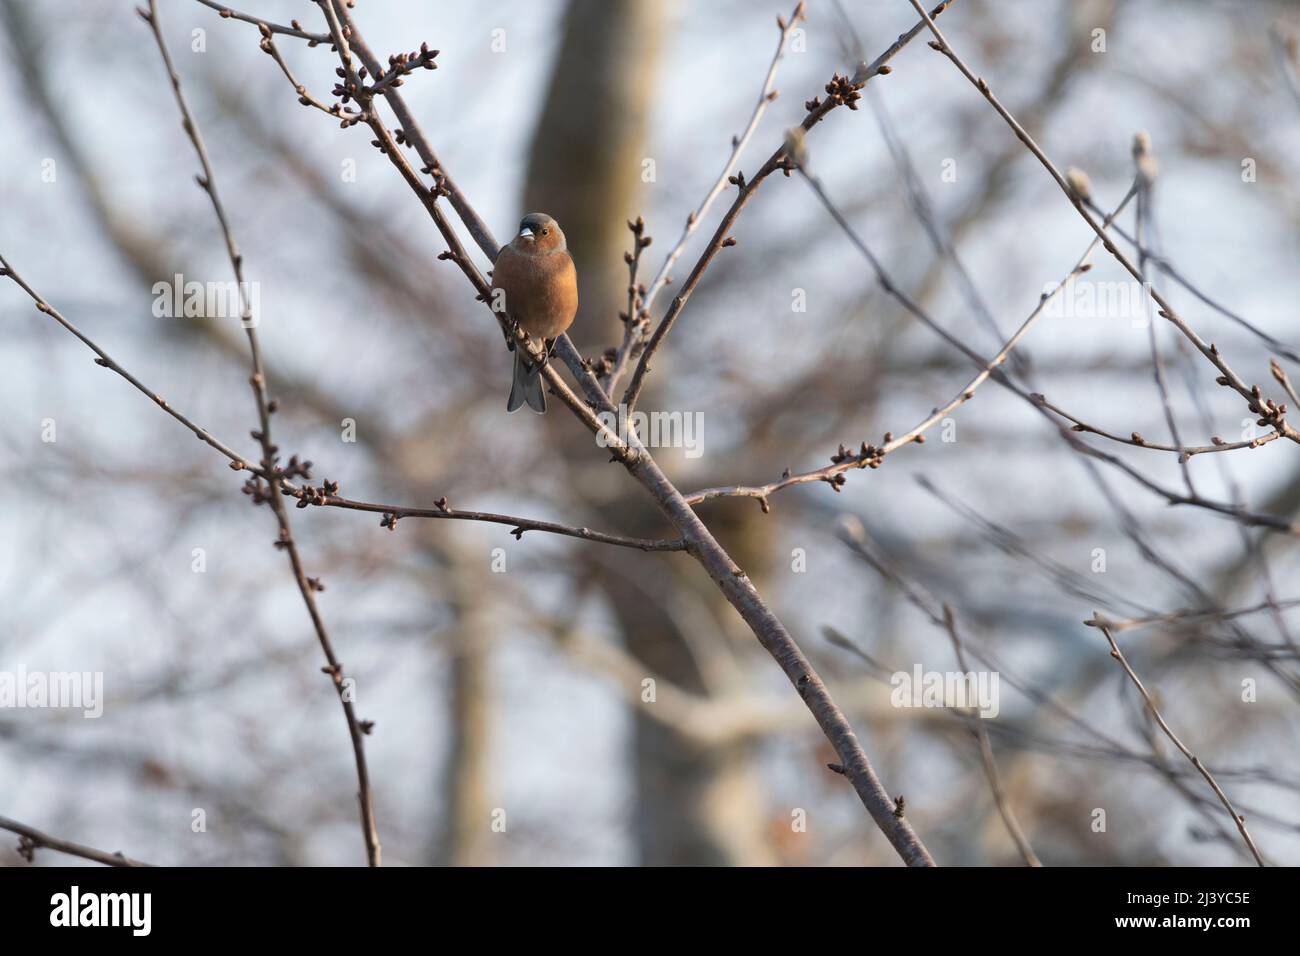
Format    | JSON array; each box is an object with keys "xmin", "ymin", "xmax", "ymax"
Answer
[{"xmin": 507, "ymin": 349, "xmax": 546, "ymax": 414}]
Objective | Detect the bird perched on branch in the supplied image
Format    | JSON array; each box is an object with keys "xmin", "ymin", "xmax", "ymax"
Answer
[{"xmin": 490, "ymin": 213, "xmax": 578, "ymax": 414}]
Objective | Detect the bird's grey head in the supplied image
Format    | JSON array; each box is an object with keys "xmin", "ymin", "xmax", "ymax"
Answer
[{"xmin": 516, "ymin": 213, "xmax": 564, "ymax": 251}]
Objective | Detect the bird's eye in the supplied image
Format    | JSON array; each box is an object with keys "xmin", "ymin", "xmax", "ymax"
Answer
[{"xmin": 541, "ymin": 228, "xmax": 549, "ymax": 235}]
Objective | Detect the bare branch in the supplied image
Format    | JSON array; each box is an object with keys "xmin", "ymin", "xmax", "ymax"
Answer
[
  {"xmin": 638, "ymin": 2, "xmax": 806, "ymax": 321},
  {"xmin": 0, "ymin": 815, "xmax": 152, "ymax": 867},
  {"xmin": 1091, "ymin": 618, "xmax": 1266, "ymax": 865},
  {"xmin": 833, "ymin": 522, "xmax": 1040, "ymax": 866},
  {"xmin": 1036, "ymin": 395, "xmax": 1284, "ymax": 460},
  {"xmin": 600, "ymin": 217, "xmax": 652, "ymax": 395},
  {"xmin": 0, "ymin": 254, "xmax": 252, "ymax": 468},
  {"xmin": 621, "ymin": 1, "xmax": 958, "ymax": 413},
  {"xmin": 194, "ymin": 0, "xmax": 330, "ymax": 43},
  {"xmin": 286, "ymin": 0, "xmax": 938, "ymax": 865},
  {"xmin": 290, "ymin": 488, "xmax": 688, "ymax": 553},
  {"xmin": 143, "ymin": 0, "xmax": 380, "ymax": 866},
  {"xmin": 907, "ymin": 0, "xmax": 1299, "ymax": 447}
]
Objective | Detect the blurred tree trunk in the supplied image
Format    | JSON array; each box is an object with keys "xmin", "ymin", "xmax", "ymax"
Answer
[
  {"xmin": 433, "ymin": 542, "xmax": 496, "ymax": 866},
  {"xmin": 523, "ymin": 0, "xmax": 775, "ymax": 865},
  {"xmin": 525, "ymin": 0, "xmax": 666, "ymax": 336}
]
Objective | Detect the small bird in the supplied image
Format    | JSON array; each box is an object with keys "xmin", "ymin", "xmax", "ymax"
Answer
[{"xmin": 490, "ymin": 212, "xmax": 578, "ymax": 413}]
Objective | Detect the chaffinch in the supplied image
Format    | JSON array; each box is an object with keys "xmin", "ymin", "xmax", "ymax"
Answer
[{"xmin": 490, "ymin": 213, "xmax": 578, "ymax": 413}]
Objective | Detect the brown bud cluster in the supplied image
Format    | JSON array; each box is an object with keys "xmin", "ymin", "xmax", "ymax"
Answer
[
  {"xmin": 1247, "ymin": 386, "xmax": 1288, "ymax": 429},
  {"xmin": 823, "ymin": 439, "xmax": 889, "ymax": 492},
  {"xmin": 295, "ymin": 479, "xmax": 340, "ymax": 509},
  {"xmin": 372, "ymin": 42, "xmax": 438, "ymax": 93},
  {"xmin": 824, "ymin": 73, "xmax": 862, "ymax": 110}
]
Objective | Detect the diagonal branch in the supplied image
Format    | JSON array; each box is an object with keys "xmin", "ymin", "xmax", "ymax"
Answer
[
  {"xmin": 186, "ymin": 0, "xmax": 965, "ymax": 865},
  {"xmin": 0, "ymin": 814, "xmax": 152, "ymax": 867},
  {"xmin": 304, "ymin": 0, "xmax": 941, "ymax": 865},
  {"xmin": 1091, "ymin": 618, "xmax": 1266, "ymax": 865},
  {"xmin": 0, "ymin": 254, "xmax": 251, "ymax": 467}
]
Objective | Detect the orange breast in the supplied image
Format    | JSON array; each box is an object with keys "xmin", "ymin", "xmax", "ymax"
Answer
[{"xmin": 491, "ymin": 247, "xmax": 578, "ymax": 340}]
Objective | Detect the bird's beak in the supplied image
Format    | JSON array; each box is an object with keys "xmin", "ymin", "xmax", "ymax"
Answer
[{"xmin": 519, "ymin": 226, "xmax": 536, "ymax": 240}]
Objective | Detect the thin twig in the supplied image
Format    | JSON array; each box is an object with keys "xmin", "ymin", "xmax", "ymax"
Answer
[
  {"xmin": 313, "ymin": 1, "xmax": 496, "ymax": 262},
  {"xmin": 1079, "ymin": 196, "xmax": 1300, "ymax": 365},
  {"xmin": 1271, "ymin": 358, "xmax": 1300, "ymax": 407},
  {"xmin": 1037, "ymin": 395, "xmax": 1283, "ymax": 459},
  {"xmin": 908, "ymin": 0, "xmax": 1299, "ymax": 447},
  {"xmin": 3, "ymin": 254, "xmax": 659, "ymax": 559},
  {"xmin": 0, "ymin": 815, "xmax": 152, "ymax": 867},
  {"xmin": 194, "ymin": 0, "xmax": 330, "ymax": 43},
  {"xmin": 1090, "ymin": 597, "xmax": 1300, "ymax": 635},
  {"xmin": 832, "ymin": 521, "xmax": 1041, "ymax": 865},
  {"xmin": 368, "ymin": 43, "xmax": 439, "ymax": 96},
  {"xmin": 601, "ymin": 216, "xmax": 652, "ymax": 395},
  {"xmin": 638, "ymin": 2, "xmax": 806, "ymax": 321},
  {"xmin": 1131, "ymin": 133, "xmax": 1195, "ymax": 495},
  {"xmin": 794, "ymin": 162, "xmax": 1300, "ymax": 534},
  {"xmin": 259, "ymin": 26, "xmax": 366, "ymax": 123},
  {"xmin": 0, "ymin": 254, "xmax": 251, "ymax": 467},
  {"xmin": 1091, "ymin": 618, "xmax": 1266, "ymax": 865},
  {"xmin": 939, "ymin": 604, "xmax": 1041, "ymax": 866},
  {"xmin": 294, "ymin": 490, "xmax": 688, "ymax": 552},
  {"xmin": 683, "ymin": 187, "xmax": 1136, "ymax": 508},
  {"xmin": 621, "ymin": 0, "xmax": 957, "ymax": 414},
  {"xmin": 143, "ymin": 0, "xmax": 380, "ymax": 866}
]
